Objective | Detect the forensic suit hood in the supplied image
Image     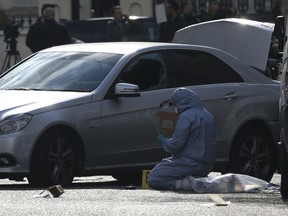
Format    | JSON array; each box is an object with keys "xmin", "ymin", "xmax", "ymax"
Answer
[{"xmin": 171, "ymin": 88, "xmax": 202, "ymax": 113}]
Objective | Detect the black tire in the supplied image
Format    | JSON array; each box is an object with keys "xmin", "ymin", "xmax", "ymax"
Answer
[
  {"xmin": 28, "ymin": 129, "xmax": 76, "ymax": 187},
  {"xmin": 229, "ymin": 127, "xmax": 276, "ymax": 182},
  {"xmin": 281, "ymin": 141, "xmax": 288, "ymax": 198}
]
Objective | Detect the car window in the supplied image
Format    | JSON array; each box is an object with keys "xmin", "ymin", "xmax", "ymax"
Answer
[
  {"xmin": 0, "ymin": 52, "xmax": 122, "ymax": 92},
  {"xmin": 119, "ymin": 52, "xmax": 167, "ymax": 91},
  {"xmin": 163, "ymin": 50, "xmax": 244, "ymax": 87}
]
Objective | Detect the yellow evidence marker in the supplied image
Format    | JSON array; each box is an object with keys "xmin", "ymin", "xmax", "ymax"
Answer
[{"xmin": 142, "ymin": 170, "xmax": 151, "ymax": 189}]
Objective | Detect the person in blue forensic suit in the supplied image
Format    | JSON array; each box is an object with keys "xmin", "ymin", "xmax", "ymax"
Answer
[{"xmin": 148, "ymin": 88, "xmax": 216, "ymax": 190}]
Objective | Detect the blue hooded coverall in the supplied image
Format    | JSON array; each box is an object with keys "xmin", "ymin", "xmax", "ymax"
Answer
[{"xmin": 148, "ymin": 88, "xmax": 216, "ymax": 190}]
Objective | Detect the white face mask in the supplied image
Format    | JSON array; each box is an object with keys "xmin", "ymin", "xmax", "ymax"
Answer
[{"xmin": 175, "ymin": 107, "xmax": 178, "ymax": 113}]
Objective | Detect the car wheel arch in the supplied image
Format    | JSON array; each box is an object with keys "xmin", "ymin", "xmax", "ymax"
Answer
[
  {"xmin": 29, "ymin": 124, "xmax": 85, "ymax": 176},
  {"xmin": 226, "ymin": 119, "xmax": 277, "ymax": 181},
  {"xmin": 229, "ymin": 119, "xmax": 275, "ymax": 153}
]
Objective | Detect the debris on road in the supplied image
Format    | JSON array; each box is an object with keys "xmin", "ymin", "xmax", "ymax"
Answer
[
  {"xmin": 125, "ymin": 185, "xmax": 137, "ymax": 190},
  {"xmin": 34, "ymin": 185, "xmax": 64, "ymax": 198},
  {"xmin": 33, "ymin": 190, "xmax": 51, "ymax": 198},
  {"xmin": 209, "ymin": 194, "xmax": 230, "ymax": 206}
]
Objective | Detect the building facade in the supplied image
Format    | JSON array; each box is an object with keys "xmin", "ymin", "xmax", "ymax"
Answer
[
  {"xmin": 0, "ymin": 0, "xmax": 281, "ymax": 24},
  {"xmin": 0, "ymin": 0, "xmax": 38, "ymax": 28}
]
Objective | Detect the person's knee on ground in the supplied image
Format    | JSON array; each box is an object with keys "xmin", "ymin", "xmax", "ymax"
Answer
[
  {"xmin": 147, "ymin": 178, "xmax": 176, "ymax": 190},
  {"xmin": 147, "ymin": 177, "xmax": 158, "ymax": 189},
  {"xmin": 147, "ymin": 170, "xmax": 162, "ymax": 189},
  {"xmin": 147, "ymin": 166, "xmax": 176, "ymax": 190}
]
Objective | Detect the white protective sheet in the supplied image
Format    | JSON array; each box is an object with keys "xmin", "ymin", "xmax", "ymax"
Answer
[{"xmin": 175, "ymin": 173, "xmax": 270, "ymax": 193}]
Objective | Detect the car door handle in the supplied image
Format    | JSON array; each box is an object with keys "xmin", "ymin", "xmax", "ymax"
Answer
[{"xmin": 224, "ymin": 92, "xmax": 238, "ymax": 100}]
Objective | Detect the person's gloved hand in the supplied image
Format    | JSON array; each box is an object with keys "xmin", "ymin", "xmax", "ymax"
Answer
[{"xmin": 156, "ymin": 129, "xmax": 165, "ymax": 143}]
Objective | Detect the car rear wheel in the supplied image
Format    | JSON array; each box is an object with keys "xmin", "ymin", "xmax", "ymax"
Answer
[
  {"xmin": 229, "ymin": 127, "xmax": 276, "ymax": 182},
  {"xmin": 28, "ymin": 129, "xmax": 76, "ymax": 187},
  {"xmin": 281, "ymin": 140, "xmax": 288, "ymax": 198}
]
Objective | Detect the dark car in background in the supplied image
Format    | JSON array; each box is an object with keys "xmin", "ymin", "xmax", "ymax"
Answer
[
  {"xmin": 279, "ymin": 15, "xmax": 288, "ymax": 198},
  {"xmin": 62, "ymin": 16, "xmax": 157, "ymax": 43}
]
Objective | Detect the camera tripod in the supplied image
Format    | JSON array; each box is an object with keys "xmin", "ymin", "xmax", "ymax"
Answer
[{"xmin": 1, "ymin": 39, "xmax": 21, "ymax": 74}]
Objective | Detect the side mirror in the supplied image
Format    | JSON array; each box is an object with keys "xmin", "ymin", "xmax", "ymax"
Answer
[{"xmin": 115, "ymin": 83, "xmax": 140, "ymax": 97}]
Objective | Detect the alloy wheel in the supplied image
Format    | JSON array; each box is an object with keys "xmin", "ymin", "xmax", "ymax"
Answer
[
  {"xmin": 48, "ymin": 137, "xmax": 74, "ymax": 185},
  {"xmin": 239, "ymin": 135, "xmax": 271, "ymax": 180}
]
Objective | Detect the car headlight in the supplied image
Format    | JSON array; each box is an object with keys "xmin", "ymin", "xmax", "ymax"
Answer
[{"xmin": 0, "ymin": 114, "xmax": 33, "ymax": 135}]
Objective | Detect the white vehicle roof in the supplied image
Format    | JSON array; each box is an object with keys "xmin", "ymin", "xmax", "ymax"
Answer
[
  {"xmin": 173, "ymin": 18, "xmax": 274, "ymax": 71},
  {"xmin": 41, "ymin": 42, "xmax": 172, "ymax": 55},
  {"xmin": 84, "ymin": 16, "xmax": 151, "ymax": 21}
]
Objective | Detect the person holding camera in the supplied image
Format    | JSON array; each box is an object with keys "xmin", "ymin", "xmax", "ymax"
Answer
[{"xmin": 107, "ymin": 6, "xmax": 132, "ymax": 42}]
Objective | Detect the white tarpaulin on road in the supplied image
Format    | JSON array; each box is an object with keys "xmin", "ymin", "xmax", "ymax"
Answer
[{"xmin": 175, "ymin": 173, "xmax": 270, "ymax": 193}]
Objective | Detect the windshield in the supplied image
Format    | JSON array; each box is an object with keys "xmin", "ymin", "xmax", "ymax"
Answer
[{"xmin": 0, "ymin": 52, "xmax": 122, "ymax": 92}]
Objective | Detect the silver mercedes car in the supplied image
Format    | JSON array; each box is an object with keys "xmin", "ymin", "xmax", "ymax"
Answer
[{"xmin": 0, "ymin": 42, "xmax": 280, "ymax": 186}]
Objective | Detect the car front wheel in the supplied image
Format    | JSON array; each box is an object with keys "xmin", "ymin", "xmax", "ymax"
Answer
[
  {"xmin": 29, "ymin": 129, "xmax": 76, "ymax": 187},
  {"xmin": 229, "ymin": 127, "xmax": 276, "ymax": 182}
]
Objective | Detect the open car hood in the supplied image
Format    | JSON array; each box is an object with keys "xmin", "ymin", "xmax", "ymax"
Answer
[{"xmin": 173, "ymin": 18, "xmax": 274, "ymax": 71}]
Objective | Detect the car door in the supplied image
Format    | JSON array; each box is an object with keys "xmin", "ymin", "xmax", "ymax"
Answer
[
  {"xmin": 99, "ymin": 48, "xmax": 253, "ymax": 168},
  {"xmin": 100, "ymin": 52, "xmax": 173, "ymax": 167},
  {"xmin": 162, "ymin": 50, "xmax": 253, "ymax": 161}
]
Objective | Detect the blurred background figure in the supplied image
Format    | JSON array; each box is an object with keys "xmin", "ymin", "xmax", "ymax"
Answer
[
  {"xmin": 208, "ymin": 1, "xmax": 234, "ymax": 20},
  {"xmin": 26, "ymin": 4, "xmax": 54, "ymax": 52},
  {"xmin": 107, "ymin": 6, "xmax": 132, "ymax": 41},
  {"xmin": 26, "ymin": 7, "xmax": 71, "ymax": 52},
  {"xmin": 159, "ymin": 0, "xmax": 186, "ymax": 42},
  {"xmin": 181, "ymin": 0, "xmax": 201, "ymax": 26}
]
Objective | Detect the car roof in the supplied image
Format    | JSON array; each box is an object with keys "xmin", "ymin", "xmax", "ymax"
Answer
[
  {"xmin": 84, "ymin": 16, "xmax": 152, "ymax": 21},
  {"xmin": 40, "ymin": 42, "xmax": 210, "ymax": 55}
]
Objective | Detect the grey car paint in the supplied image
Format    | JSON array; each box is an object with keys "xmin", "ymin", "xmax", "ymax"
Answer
[{"xmin": 0, "ymin": 42, "xmax": 280, "ymax": 181}]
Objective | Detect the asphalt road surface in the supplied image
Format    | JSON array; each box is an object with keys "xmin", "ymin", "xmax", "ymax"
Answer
[{"xmin": 0, "ymin": 173, "xmax": 287, "ymax": 216}]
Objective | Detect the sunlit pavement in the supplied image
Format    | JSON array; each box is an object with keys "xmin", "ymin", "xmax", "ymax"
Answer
[{"xmin": 0, "ymin": 173, "xmax": 287, "ymax": 216}]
